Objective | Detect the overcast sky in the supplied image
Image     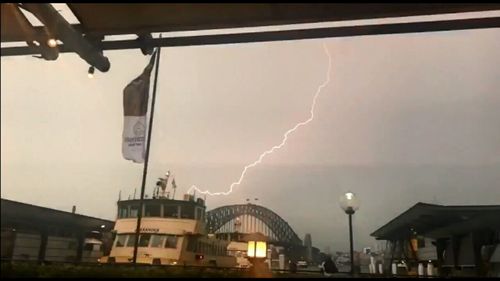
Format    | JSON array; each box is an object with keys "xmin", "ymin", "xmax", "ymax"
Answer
[{"xmin": 2, "ymin": 11, "xmax": 500, "ymax": 252}]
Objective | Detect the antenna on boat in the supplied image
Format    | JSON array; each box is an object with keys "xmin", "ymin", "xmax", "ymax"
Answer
[
  {"xmin": 159, "ymin": 171, "xmax": 170, "ymax": 198},
  {"xmin": 133, "ymin": 188, "xmax": 136, "ymax": 199},
  {"xmin": 172, "ymin": 177, "xmax": 177, "ymax": 200},
  {"xmin": 155, "ymin": 178, "xmax": 163, "ymax": 199}
]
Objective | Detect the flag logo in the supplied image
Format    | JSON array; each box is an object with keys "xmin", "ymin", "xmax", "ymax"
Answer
[
  {"xmin": 133, "ymin": 121, "xmax": 146, "ymax": 137},
  {"xmin": 122, "ymin": 51, "xmax": 157, "ymax": 163}
]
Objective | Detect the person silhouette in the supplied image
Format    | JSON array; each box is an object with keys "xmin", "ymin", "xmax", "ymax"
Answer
[
  {"xmin": 289, "ymin": 259, "xmax": 297, "ymax": 273},
  {"xmin": 321, "ymin": 255, "xmax": 338, "ymax": 277}
]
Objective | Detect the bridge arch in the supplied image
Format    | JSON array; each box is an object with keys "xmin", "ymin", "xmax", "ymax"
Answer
[{"xmin": 206, "ymin": 204, "xmax": 302, "ymax": 245}]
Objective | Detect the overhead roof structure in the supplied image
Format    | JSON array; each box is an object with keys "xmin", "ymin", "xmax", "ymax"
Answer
[
  {"xmin": 371, "ymin": 202, "xmax": 500, "ymax": 240},
  {"xmin": 2, "ymin": 3, "xmax": 500, "ymax": 72},
  {"xmin": 59, "ymin": 4, "xmax": 500, "ymax": 36},
  {"xmin": 1, "ymin": 198, "xmax": 115, "ymax": 232}
]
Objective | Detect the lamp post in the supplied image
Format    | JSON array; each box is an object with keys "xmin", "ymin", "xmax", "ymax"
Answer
[
  {"xmin": 339, "ymin": 191, "xmax": 360, "ymax": 276},
  {"xmin": 245, "ymin": 233, "xmax": 271, "ymax": 277}
]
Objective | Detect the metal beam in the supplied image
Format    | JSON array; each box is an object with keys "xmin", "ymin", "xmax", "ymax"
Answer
[
  {"xmin": 2, "ymin": 16, "xmax": 499, "ymax": 57},
  {"xmin": 19, "ymin": 3, "xmax": 110, "ymax": 72},
  {"xmin": 3, "ymin": 4, "xmax": 59, "ymax": 60}
]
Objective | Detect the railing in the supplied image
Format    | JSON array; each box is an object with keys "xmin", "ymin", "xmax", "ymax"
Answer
[
  {"xmin": 1, "ymin": 258, "xmax": 247, "ymax": 271},
  {"xmin": 1, "ymin": 259, "xmax": 455, "ymax": 278}
]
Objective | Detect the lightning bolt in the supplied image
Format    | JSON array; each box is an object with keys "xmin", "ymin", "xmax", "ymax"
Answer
[{"xmin": 187, "ymin": 43, "xmax": 332, "ymax": 196}]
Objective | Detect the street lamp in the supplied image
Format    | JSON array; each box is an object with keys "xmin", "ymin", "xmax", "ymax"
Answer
[
  {"xmin": 245, "ymin": 233, "xmax": 271, "ymax": 277},
  {"xmin": 246, "ymin": 198, "xmax": 259, "ymax": 204},
  {"xmin": 339, "ymin": 191, "xmax": 360, "ymax": 275},
  {"xmin": 246, "ymin": 233, "xmax": 267, "ymax": 259},
  {"xmin": 247, "ymin": 240, "xmax": 267, "ymax": 259}
]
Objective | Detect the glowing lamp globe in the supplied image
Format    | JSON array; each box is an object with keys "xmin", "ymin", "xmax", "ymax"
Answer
[
  {"xmin": 47, "ymin": 38, "xmax": 57, "ymax": 48},
  {"xmin": 339, "ymin": 192, "xmax": 360, "ymax": 214},
  {"xmin": 245, "ymin": 233, "xmax": 268, "ymax": 259},
  {"xmin": 247, "ymin": 241, "xmax": 267, "ymax": 258}
]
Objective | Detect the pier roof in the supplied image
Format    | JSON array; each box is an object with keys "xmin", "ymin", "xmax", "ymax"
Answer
[
  {"xmin": 371, "ymin": 202, "xmax": 500, "ymax": 240},
  {"xmin": 1, "ymin": 198, "xmax": 115, "ymax": 233}
]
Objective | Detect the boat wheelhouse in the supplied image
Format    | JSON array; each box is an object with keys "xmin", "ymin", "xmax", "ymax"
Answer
[{"xmin": 100, "ymin": 193, "xmax": 236, "ymax": 267}]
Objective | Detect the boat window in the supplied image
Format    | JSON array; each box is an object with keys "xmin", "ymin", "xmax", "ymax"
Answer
[
  {"xmin": 150, "ymin": 235, "xmax": 165, "ymax": 248},
  {"xmin": 196, "ymin": 208, "xmax": 204, "ymax": 221},
  {"xmin": 49, "ymin": 228, "xmax": 75, "ymax": 238},
  {"xmin": 84, "ymin": 243, "xmax": 94, "ymax": 251},
  {"xmin": 145, "ymin": 203, "xmax": 161, "ymax": 217},
  {"xmin": 126, "ymin": 234, "xmax": 136, "ymax": 247},
  {"xmin": 115, "ymin": 234, "xmax": 127, "ymax": 247},
  {"xmin": 180, "ymin": 205, "xmax": 195, "ymax": 219},
  {"xmin": 164, "ymin": 205, "xmax": 178, "ymax": 218},
  {"xmin": 139, "ymin": 234, "xmax": 151, "ymax": 247},
  {"xmin": 118, "ymin": 206, "xmax": 129, "ymax": 218},
  {"xmin": 418, "ymin": 237, "xmax": 426, "ymax": 248},
  {"xmin": 187, "ymin": 237, "xmax": 197, "ymax": 252},
  {"xmin": 129, "ymin": 206, "xmax": 139, "ymax": 218},
  {"xmin": 165, "ymin": 235, "xmax": 177, "ymax": 249}
]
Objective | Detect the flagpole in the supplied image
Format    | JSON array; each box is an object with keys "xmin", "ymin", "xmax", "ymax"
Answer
[{"xmin": 132, "ymin": 42, "xmax": 162, "ymax": 265}]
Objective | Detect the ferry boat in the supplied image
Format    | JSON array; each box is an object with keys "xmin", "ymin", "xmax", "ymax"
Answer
[{"xmin": 99, "ymin": 173, "xmax": 237, "ymax": 267}]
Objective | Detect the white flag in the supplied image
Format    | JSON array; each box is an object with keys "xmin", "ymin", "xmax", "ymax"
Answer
[{"xmin": 122, "ymin": 52, "xmax": 157, "ymax": 163}]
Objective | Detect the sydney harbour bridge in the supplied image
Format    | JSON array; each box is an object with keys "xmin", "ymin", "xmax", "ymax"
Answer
[{"xmin": 206, "ymin": 203, "xmax": 319, "ymax": 263}]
